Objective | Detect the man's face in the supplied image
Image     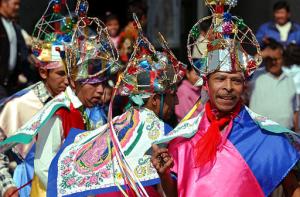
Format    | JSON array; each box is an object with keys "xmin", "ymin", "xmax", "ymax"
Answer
[
  {"xmin": 106, "ymin": 19, "xmax": 120, "ymax": 38},
  {"xmin": 76, "ymin": 82, "xmax": 105, "ymax": 108},
  {"xmin": 160, "ymin": 92, "xmax": 179, "ymax": 121},
  {"xmin": 265, "ymin": 48, "xmax": 283, "ymax": 77},
  {"xmin": 1, "ymin": 0, "xmax": 20, "ymax": 19},
  {"xmin": 274, "ymin": 8, "xmax": 290, "ymax": 26},
  {"xmin": 41, "ymin": 66, "xmax": 68, "ymax": 97},
  {"xmin": 207, "ymin": 72, "xmax": 244, "ymax": 113}
]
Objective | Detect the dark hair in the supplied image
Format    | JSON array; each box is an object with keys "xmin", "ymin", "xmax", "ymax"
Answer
[
  {"xmin": 127, "ymin": 0, "xmax": 147, "ymax": 21},
  {"xmin": 284, "ymin": 43, "xmax": 300, "ymax": 66},
  {"xmin": 104, "ymin": 12, "xmax": 119, "ymax": 24},
  {"xmin": 187, "ymin": 64, "xmax": 197, "ymax": 72},
  {"xmin": 262, "ymin": 37, "xmax": 284, "ymax": 51},
  {"xmin": 273, "ymin": 1, "xmax": 290, "ymax": 12},
  {"xmin": 200, "ymin": 18, "xmax": 212, "ymax": 33}
]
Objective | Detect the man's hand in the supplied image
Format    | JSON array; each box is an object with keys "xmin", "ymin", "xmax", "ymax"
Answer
[
  {"xmin": 151, "ymin": 144, "xmax": 178, "ymax": 197},
  {"xmin": 151, "ymin": 144, "xmax": 173, "ymax": 175},
  {"xmin": 3, "ymin": 186, "xmax": 18, "ymax": 197}
]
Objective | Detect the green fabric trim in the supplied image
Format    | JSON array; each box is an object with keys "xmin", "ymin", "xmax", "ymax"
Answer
[
  {"xmin": 257, "ymin": 123, "xmax": 300, "ymax": 136},
  {"xmin": 0, "ymin": 103, "xmax": 68, "ymax": 146},
  {"xmin": 124, "ymin": 122, "xmax": 144, "ymax": 156},
  {"xmin": 130, "ymin": 95, "xmax": 144, "ymax": 106}
]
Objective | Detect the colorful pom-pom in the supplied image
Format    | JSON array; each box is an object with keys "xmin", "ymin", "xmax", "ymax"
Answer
[
  {"xmin": 191, "ymin": 26, "xmax": 200, "ymax": 39},
  {"xmin": 223, "ymin": 12, "xmax": 232, "ymax": 22},
  {"xmin": 222, "ymin": 21, "xmax": 233, "ymax": 35}
]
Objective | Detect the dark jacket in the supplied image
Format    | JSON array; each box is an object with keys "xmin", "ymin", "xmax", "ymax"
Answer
[{"xmin": 0, "ymin": 15, "xmax": 29, "ymax": 93}]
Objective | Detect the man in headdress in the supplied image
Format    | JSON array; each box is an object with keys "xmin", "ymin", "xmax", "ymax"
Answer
[
  {"xmin": 0, "ymin": 3, "xmax": 122, "ymax": 195},
  {"xmin": 151, "ymin": 1, "xmax": 300, "ymax": 196},
  {"xmin": 0, "ymin": 37, "xmax": 68, "ymax": 197},
  {"xmin": 46, "ymin": 15, "xmax": 186, "ymax": 197},
  {"xmin": 0, "ymin": 0, "xmax": 72, "ymax": 195}
]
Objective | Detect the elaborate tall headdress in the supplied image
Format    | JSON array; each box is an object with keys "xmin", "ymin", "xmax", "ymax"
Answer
[
  {"xmin": 118, "ymin": 14, "xmax": 186, "ymax": 104},
  {"xmin": 187, "ymin": 0, "xmax": 262, "ymax": 84},
  {"xmin": 64, "ymin": 1, "xmax": 122, "ymax": 83},
  {"xmin": 31, "ymin": 0, "xmax": 76, "ymax": 69},
  {"xmin": 105, "ymin": 14, "xmax": 187, "ymax": 196}
]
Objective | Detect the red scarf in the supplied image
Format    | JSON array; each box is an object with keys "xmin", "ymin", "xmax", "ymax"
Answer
[
  {"xmin": 194, "ymin": 101, "xmax": 241, "ymax": 168},
  {"xmin": 55, "ymin": 103, "xmax": 85, "ymax": 138}
]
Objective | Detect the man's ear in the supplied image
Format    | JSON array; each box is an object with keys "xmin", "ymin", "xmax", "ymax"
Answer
[
  {"xmin": 38, "ymin": 67, "xmax": 48, "ymax": 80},
  {"xmin": 152, "ymin": 94, "xmax": 161, "ymax": 106}
]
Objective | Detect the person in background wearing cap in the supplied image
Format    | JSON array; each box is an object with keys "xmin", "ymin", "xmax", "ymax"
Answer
[
  {"xmin": 150, "ymin": 1, "xmax": 300, "ymax": 196},
  {"xmin": 0, "ymin": 0, "xmax": 72, "ymax": 195},
  {"xmin": 46, "ymin": 15, "xmax": 186, "ymax": 197}
]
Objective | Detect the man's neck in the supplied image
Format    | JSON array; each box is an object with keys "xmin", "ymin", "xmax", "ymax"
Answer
[
  {"xmin": 208, "ymin": 101, "xmax": 242, "ymax": 120},
  {"xmin": 214, "ymin": 111, "xmax": 231, "ymax": 119},
  {"xmin": 0, "ymin": 10, "xmax": 10, "ymax": 20},
  {"xmin": 270, "ymin": 70, "xmax": 283, "ymax": 78},
  {"xmin": 276, "ymin": 21, "xmax": 291, "ymax": 27}
]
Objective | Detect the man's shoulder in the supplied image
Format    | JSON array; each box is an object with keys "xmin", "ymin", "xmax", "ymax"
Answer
[
  {"xmin": 291, "ymin": 21, "xmax": 300, "ymax": 29},
  {"xmin": 257, "ymin": 21, "xmax": 274, "ymax": 30},
  {"xmin": 250, "ymin": 68, "xmax": 268, "ymax": 82},
  {"xmin": 2, "ymin": 89, "xmax": 37, "ymax": 108}
]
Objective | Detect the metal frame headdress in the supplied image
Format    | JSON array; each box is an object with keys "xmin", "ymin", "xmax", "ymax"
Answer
[
  {"xmin": 65, "ymin": 2, "xmax": 121, "ymax": 83},
  {"xmin": 31, "ymin": 0, "xmax": 76, "ymax": 68},
  {"xmin": 187, "ymin": 0, "xmax": 262, "ymax": 83},
  {"xmin": 118, "ymin": 14, "xmax": 187, "ymax": 97}
]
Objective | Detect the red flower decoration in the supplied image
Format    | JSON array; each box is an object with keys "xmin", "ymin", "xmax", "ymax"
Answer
[
  {"xmin": 127, "ymin": 66, "xmax": 138, "ymax": 74},
  {"xmin": 215, "ymin": 5, "xmax": 224, "ymax": 14},
  {"xmin": 245, "ymin": 60, "xmax": 257, "ymax": 77},
  {"xmin": 247, "ymin": 60, "xmax": 257, "ymax": 70},
  {"xmin": 207, "ymin": 43, "xmax": 214, "ymax": 51},
  {"xmin": 140, "ymin": 47, "xmax": 149, "ymax": 55},
  {"xmin": 83, "ymin": 18, "xmax": 91, "ymax": 25}
]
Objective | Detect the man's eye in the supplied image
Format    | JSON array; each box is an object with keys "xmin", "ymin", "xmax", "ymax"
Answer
[
  {"xmin": 215, "ymin": 77, "xmax": 225, "ymax": 81},
  {"xmin": 57, "ymin": 72, "xmax": 66, "ymax": 76},
  {"xmin": 232, "ymin": 79, "xmax": 243, "ymax": 84}
]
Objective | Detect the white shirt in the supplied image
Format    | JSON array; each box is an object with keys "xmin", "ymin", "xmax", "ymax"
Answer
[
  {"xmin": 276, "ymin": 21, "xmax": 292, "ymax": 42},
  {"xmin": 34, "ymin": 87, "xmax": 82, "ymax": 188},
  {"xmin": 249, "ymin": 70, "xmax": 297, "ymax": 129},
  {"xmin": 283, "ymin": 65, "xmax": 300, "ymax": 94},
  {"xmin": 1, "ymin": 17, "xmax": 17, "ymax": 71}
]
